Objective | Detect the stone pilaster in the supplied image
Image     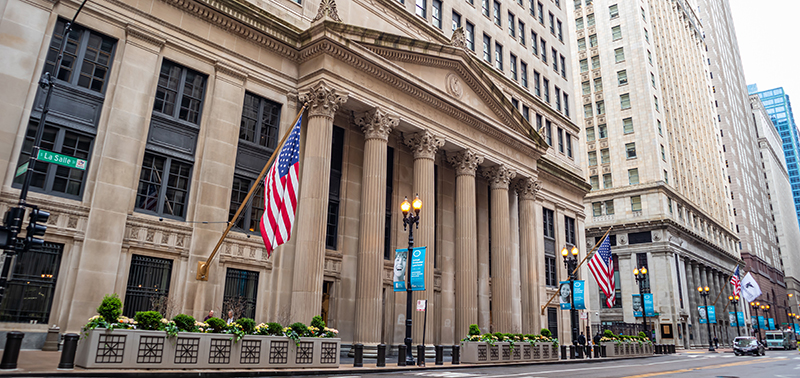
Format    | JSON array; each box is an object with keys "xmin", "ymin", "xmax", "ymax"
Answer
[
  {"xmin": 404, "ymin": 130, "xmax": 444, "ymax": 344},
  {"xmin": 689, "ymin": 261, "xmax": 700, "ymax": 345},
  {"xmin": 698, "ymin": 265, "xmax": 709, "ymax": 345},
  {"xmin": 447, "ymin": 149, "xmax": 483, "ymax": 337},
  {"xmin": 291, "ymin": 80, "xmax": 347, "ymax": 324},
  {"xmin": 476, "ymin": 180, "xmax": 491, "ymax": 333},
  {"xmin": 482, "ymin": 165, "xmax": 517, "ymax": 333},
  {"xmin": 353, "ymin": 107, "xmax": 397, "ymax": 345},
  {"xmin": 515, "ymin": 177, "xmax": 541, "ymax": 334}
]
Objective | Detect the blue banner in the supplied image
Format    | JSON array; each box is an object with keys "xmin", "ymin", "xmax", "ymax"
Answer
[
  {"xmin": 768, "ymin": 318, "xmax": 775, "ymax": 330},
  {"xmin": 698, "ymin": 306, "xmax": 708, "ymax": 324},
  {"xmin": 795, "ymin": 324, "xmax": 799, "ymax": 333},
  {"xmin": 708, "ymin": 305, "xmax": 716, "ymax": 324},
  {"xmin": 410, "ymin": 247, "xmax": 426, "ymax": 291},
  {"xmin": 643, "ymin": 293, "xmax": 655, "ymax": 317},
  {"xmin": 393, "ymin": 249, "xmax": 408, "ymax": 292},
  {"xmin": 573, "ymin": 280, "xmax": 585, "ymax": 310},
  {"xmin": 738, "ymin": 312, "xmax": 745, "ymax": 327},
  {"xmin": 559, "ymin": 281, "xmax": 571, "ymax": 310},
  {"xmin": 729, "ymin": 312, "xmax": 737, "ymax": 327},
  {"xmin": 759, "ymin": 316, "xmax": 765, "ymax": 330},
  {"xmin": 633, "ymin": 294, "xmax": 643, "ymax": 317},
  {"xmin": 752, "ymin": 316, "xmax": 758, "ymax": 330}
]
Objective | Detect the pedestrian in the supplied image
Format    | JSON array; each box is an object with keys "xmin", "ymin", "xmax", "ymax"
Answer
[
  {"xmin": 593, "ymin": 332, "xmax": 602, "ymax": 345},
  {"xmin": 578, "ymin": 332, "xmax": 587, "ymax": 346},
  {"xmin": 226, "ymin": 310, "xmax": 235, "ymax": 325},
  {"xmin": 203, "ymin": 310, "xmax": 214, "ymax": 321},
  {"xmin": 713, "ymin": 336, "xmax": 719, "ymax": 348}
]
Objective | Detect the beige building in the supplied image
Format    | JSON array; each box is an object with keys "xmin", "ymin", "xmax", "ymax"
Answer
[
  {"xmin": 570, "ymin": 0, "xmax": 740, "ymax": 348},
  {"xmin": 0, "ymin": 0, "xmax": 590, "ymax": 349}
]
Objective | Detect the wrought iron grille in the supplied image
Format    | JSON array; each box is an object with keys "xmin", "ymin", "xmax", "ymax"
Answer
[
  {"xmin": 0, "ymin": 242, "xmax": 63, "ymax": 323},
  {"xmin": 223, "ymin": 268, "xmax": 259, "ymax": 319},
  {"xmin": 123, "ymin": 254, "xmax": 173, "ymax": 317}
]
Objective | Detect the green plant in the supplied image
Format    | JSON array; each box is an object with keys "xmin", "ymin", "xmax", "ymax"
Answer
[
  {"xmin": 172, "ymin": 314, "xmax": 196, "ymax": 332},
  {"xmin": 134, "ymin": 311, "xmax": 164, "ymax": 331},
  {"xmin": 310, "ymin": 315, "xmax": 326, "ymax": 330},
  {"xmin": 205, "ymin": 317, "xmax": 227, "ymax": 333},
  {"xmin": 227, "ymin": 322, "xmax": 246, "ymax": 342},
  {"xmin": 97, "ymin": 294, "xmax": 123, "ymax": 324},
  {"xmin": 540, "ymin": 328, "xmax": 552, "ymax": 338},
  {"xmin": 638, "ymin": 331, "xmax": 646, "ymax": 338},
  {"xmin": 267, "ymin": 322, "xmax": 283, "ymax": 336},
  {"xmin": 492, "ymin": 332, "xmax": 504, "ymax": 341},
  {"xmin": 290, "ymin": 322, "xmax": 309, "ymax": 337},
  {"xmin": 603, "ymin": 329, "xmax": 615, "ymax": 338},
  {"xmin": 236, "ymin": 318, "xmax": 256, "ymax": 334},
  {"xmin": 468, "ymin": 324, "xmax": 481, "ymax": 336}
]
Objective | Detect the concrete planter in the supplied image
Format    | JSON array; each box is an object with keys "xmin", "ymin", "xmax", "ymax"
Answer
[
  {"xmin": 600, "ymin": 341, "xmax": 653, "ymax": 357},
  {"xmin": 75, "ymin": 329, "xmax": 340, "ymax": 369},
  {"xmin": 460, "ymin": 341, "xmax": 558, "ymax": 364}
]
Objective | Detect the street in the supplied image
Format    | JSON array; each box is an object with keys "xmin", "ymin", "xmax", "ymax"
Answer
[{"xmin": 294, "ymin": 350, "xmax": 800, "ymax": 378}]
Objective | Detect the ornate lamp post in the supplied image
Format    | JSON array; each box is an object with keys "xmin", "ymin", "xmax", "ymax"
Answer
[
  {"xmin": 750, "ymin": 301, "xmax": 761, "ymax": 343},
  {"xmin": 697, "ymin": 286, "xmax": 714, "ymax": 351},
  {"xmin": 633, "ymin": 267, "xmax": 649, "ymax": 340},
  {"xmin": 729, "ymin": 295, "xmax": 741, "ymax": 336},
  {"xmin": 400, "ymin": 195, "xmax": 422, "ymax": 365},
  {"xmin": 762, "ymin": 304, "xmax": 771, "ymax": 330},
  {"xmin": 561, "ymin": 246, "xmax": 579, "ymax": 348}
]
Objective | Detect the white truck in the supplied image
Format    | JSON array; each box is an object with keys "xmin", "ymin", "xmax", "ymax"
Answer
[{"xmin": 765, "ymin": 330, "xmax": 794, "ymax": 350}]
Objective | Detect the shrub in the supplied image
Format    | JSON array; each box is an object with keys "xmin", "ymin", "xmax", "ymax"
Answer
[
  {"xmin": 173, "ymin": 314, "xmax": 196, "ymax": 332},
  {"xmin": 290, "ymin": 322, "xmax": 309, "ymax": 337},
  {"xmin": 311, "ymin": 315, "xmax": 326, "ymax": 330},
  {"xmin": 97, "ymin": 294, "xmax": 123, "ymax": 324},
  {"xmin": 638, "ymin": 331, "xmax": 647, "ymax": 338},
  {"xmin": 236, "ymin": 318, "xmax": 256, "ymax": 334},
  {"xmin": 540, "ymin": 328, "xmax": 552, "ymax": 338},
  {"xmin": 206, "ymin": 317, "xmax": 227, "ymax": 333},
  {"xmin": 523, "ymin": 334, "xmax": 536, "ymax": 339},
  {"xmin": 267, "ymin": 322, "xmax": 284, "ymax": 336},
  {"xmin": 603, "ymin": 329, "xmax": 615, "ymax": 338},
  {"xmin": 468, "ymin": 324, "xmax": 481, "ymax": 336},
  {"xmin": 135, "ymin": 311, "xmax": 164, "ymax": 331},
  {"xmin": 492, "ymin": 332, "xmax": 505, "ymax": 341}
]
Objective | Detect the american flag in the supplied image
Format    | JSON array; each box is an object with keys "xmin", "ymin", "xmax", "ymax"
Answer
[
  {"xmin": 730, "ymin": 265, "xmax": 741, "ymax": 296},
  {"xmin": 588, "ymin": 235, "xmax": 615, "ymax": 308},
  {"xmin": 259, "ymin": 115, "xmax": 302, "ymax": 257}
]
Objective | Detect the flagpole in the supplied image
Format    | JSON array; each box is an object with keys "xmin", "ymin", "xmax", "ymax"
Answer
[
  {"xmin": 541, "ymin": 226, "xmax": 613, "ymax": 315},
  {"xmin": 712, "ymin": 270, "xmax": 734, "ymax": 306},
  {"xmin": 196, "ymin": 103, "xmax": 307, "ymax": 281}
]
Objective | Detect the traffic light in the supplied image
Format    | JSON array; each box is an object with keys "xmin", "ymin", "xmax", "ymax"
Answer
[
  {"xmin": 0, "ymin": 226, "xmax": 9, "ymax": 249},
  {"xmin": 25, "ymin": 207, "xmax": 50, "ymax": 249},
  {"xmin": 2, "ymin": 207, "xmax": 25, "ymax": 250}
]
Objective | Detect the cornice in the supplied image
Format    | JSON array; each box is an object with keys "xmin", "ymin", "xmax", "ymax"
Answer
[{"xmin": 537, "ymin": 156, "xmax": 591, "ymax": 195}]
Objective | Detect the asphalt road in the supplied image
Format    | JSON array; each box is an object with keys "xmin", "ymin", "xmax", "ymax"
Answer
[{"xmin": 296, "ymin": 349, "xmax": 800, "ymax": 378}]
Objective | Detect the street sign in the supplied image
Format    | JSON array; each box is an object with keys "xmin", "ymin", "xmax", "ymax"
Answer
[
  {"xmin": 580, "ymin": 312, "xmax": 588, "ymax": 319},
  {"xmin": 15, "ymin": 162, "xmax": 28, "ymax": 178},
  {"xmin": 416, "ymin": 300, "xmax": 427, "ymax": 311},
  {"xmin": 37, "ymin": 149, "xmax": 86, "ymax": 170}
]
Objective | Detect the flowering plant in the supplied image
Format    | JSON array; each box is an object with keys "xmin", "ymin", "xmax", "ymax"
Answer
[
  {"xmin": 161, "ymin": 320, "xmax": 179, "ymax": 338},
  {"xmin": 226, "ymin": 323, "xmax": 246, "ymax": 343}
]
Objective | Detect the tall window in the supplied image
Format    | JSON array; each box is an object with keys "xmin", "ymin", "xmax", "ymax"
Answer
[
  {"xmin": 620, "ymin": 93, "xmax": 631, "ymax": 110},
  {"xmin": 600, "ymin": 148, "xmax": 610, "ymax": 163},
  {"xmin": 547, "ymin": 307, "xmax": 559, "ymax": 336},
  {"xmin": 153, "ymin": 61, "xmax": 206, "ymax": 125},
  {"xmin": 589, "ymin": 34, "xmax": 597, "ymax": 47},
  {"xmin": 578, "ymin": 38, "xmax": 586, "ymax": 51},
  {"xmin": 560, "ymin": 55, "xmax": 566, "ymax": 78},
  {"xmin": 625, "ymin": 142, "xmax": 636, "ymax": 158},
  {"xmin": 0, "ymin": 242, "xmax": 63, "ymax": 323},
  {"xmin": 223, "ymin": 268, "xmax": 259, "ymax": 319},
  {"xmin": 543, "ymin": 78, "xmax": 550, "ymax": 102},
  {"xmin": 566, "ymin": 132, "xmax": 572, "ymax": 157},
  {"xmin": 541, "ymin": 39, "xmax": 547, "ymax": 61},
  {"xmin": 549, "ymin": 12, "xmax": 555, "ymax": 33},
  {"xmin": 521, "ymin": 61, "xmax": 528, "ymax": 87},
  {"xmin": 495, "ymin": 43, "xmax": 503, "ymax": 70},
  {"xmin": 493, "ymin": 1, "xmax": 501, "ymax": 26},
  {"xmin": 623, "ymin": 117, "xmax": 633, "ymax": 134},
  {"xmin": 552, "ymin": 48, "xmax": 558, "ymax": 71},
  {"xmin": 565, "ymin": 216, "xmax": 576, "ymax": 246},
  {"xmin": 596, "ymin": 100, "xmax": 605, "ymax": 115},
  {"xmin": 612, "ymin": 25, "xmax": 622, "ymax": 40},
  {"xmin": 533, "ymin": 70, "xmax": 541, "ymax": 96},
  {"xmin": 598, "ymin": 124, "xmax": 608, "ymax": 139},
  {"xmin": 432, "ymin": 0, "xmax": 442, "ymax": 28},
  {"xmin": 384, "ymin": 147, "xmax": 395, "ymax": 260},
  {"xmin": 522, "ymin": 105, "xmax": 530, "ymax": 121},
  {"xmin": 564, "ymin": 93, "xmax": 570, "ymax": 117},
  {"xmin": 325, "ymin": 126, "xmax": 346, "ymax": 249},
  {"xmin": 482, "ymin": 0, "xmax": 490, "ymax": 17},
  {"xmin": 628, "ymin": 168, "xmax": 639, "ymax": 184},
  {"xmin": 557, "ymin": 20, "xmax": 563, "ymax": 41},
  {"xmin": 590, "ymin": 175, "xmax": 599, "ymax": 190},
  {"xmin": 537, "ymin": 2, "xmax": 544, "ymax": 24},
  {"xmin": 545, "ymin": 120, "xmax": 552, "ymax": 145},
  {"xmin": 466, "ymin": 22, "xmax": 475, "ymax": 50},
  {"xmin": 555, "ymin": 87, "xmax": 561, "ymax": 111},
  {"xmin": 636, "ymin": 253, "xmax": 650, "ymax": 291},
  {"xmin": 580, "ymin": 58, "xmax": 588, "ymax": 73},
  {"xmin": 543, "ymin": 208, "xmax": 556, "ymax": 286},
  {"xmin": 594, "ymin": 77, "xmax": 603, "ymax": 92},
  {"xmin": 591, "ymin": 55, "xmax": 600, "ymax": 70},
  {"xmin": 416, "ymin": 0, "xmax": 427, "ymax": 18},
  {"xmin": 508, "ymin": 12, "xmax": 516, "ymax": 36},
  {"xmin": 136, "ymin": 153, "xmax": 192, "ymax": 219},
  {"xmin": 586, "ymin": 126, "xmax": 595, "ymax": 142},
  {"xmin": 588, "ymin": 151, "xmax": 597, "ymax": 166},
  {"xmin": 609, "ymin": 4, "xmax": 619, "ymax": 18},
  {"xmin": 452, "ymin": 10, "xmax": 461, "ymax": 31},
  {"xmin": 576, "ymin": 17, "xmax": 584, "ymax": 30},
  {"xmin": 631, "ymin": 196, "xmax": 642, "ymax": 211},
  {"xmin": 586, "ymin": 13, "xmax": 595, "ymax": 26},
  {"xmin": 614, "ymin": 47, "xmax": 625, "ymax": 62},
  {"xmin": 557, "ymin": 127, "xmax": 564, "ymax": 152},
  {"xmin": 510, "ymin": 54, "xmax": 518, "ymax": 80},
  {"xmin": 46, "ymin": 19, "xmax": 116, "ymax": 93},
  {"xmin": 519, "ymin": 21, "xmax": 526, "ymax": 45},
  {"xmin": 584, "ymin": 103, "xmax": 592, "ymax": 118},
  {"xmin": 603, "ymin": 173, "xmax": 612, "ymax": 188},
  {"xmin": 532, "ymin": 31, "xmax": 539, "ymax": 56},
  {"xmin": 617, "ymin": 70, "xmax": 628, "ymax": 85},
  {"xmin": 600, "ymin": 254, "xmax": 622, "ymax": 308},
  {"xmin": 124, "ymin": 255, "xmax": 173, "ymax": 317},
  {"xmin": 483, "ymin": 34, "xmax": 491, "ymax": 62}
]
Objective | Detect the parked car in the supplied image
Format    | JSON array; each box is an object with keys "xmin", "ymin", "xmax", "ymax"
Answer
[{"xmin": 733, "ymin": 336, "xmax": 765, "ymax": 356}]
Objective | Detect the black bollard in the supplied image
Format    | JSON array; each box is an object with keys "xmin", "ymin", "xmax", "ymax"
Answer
[
  {"xmin": 353, "ymin": 344, "xmax": 363, "ymax": 367},
  {"xmin": 560, "ymin": 345, "xmax": 568, "ymax": 360},
  {"xmin": 398, "ymin": 345, "xmax": 407, "ymax": 366},
  {"xmin": 0, "ymin": 331, "xmax": 25, "ymax": 370},
  {"xmin": 452, "ymin": 344, "xmax": 460, "ymax": 365},
  {"xmin": 417, "ymin": 344, "xmax": 425, "ymax": 366},
  {"xmin": 435, "ymin": 345, "xmax": 443, "ymax": 365},
  {"xmin": 601, "ymin": 345, "xmax": 607, "ymax": 357},
  {"xmin": 57, "ymin": 333, "xmax": 80, "ymax": 369},
  {"xmin": 586, "ymin": 345, "xmax": 592, "ymax": 358},
  {"xmin": 670, "ymin": 344, "xmax": 675, "ymax": 354},
  {"xmin": 377, "ymin": 344, "xmax": 386, "ymax": 367},
  {"xmin": 594, "ymin": 345, "xmax": 601, "ymax": 358},
  {"xmin": 576, "ymin": 345, "xmax": 583, "ymax": 359}
]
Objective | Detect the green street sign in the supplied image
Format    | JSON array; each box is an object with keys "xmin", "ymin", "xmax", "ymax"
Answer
[
  {"xmin": 37, "ymin": 149, "xmax": 87, "ymax": 170},
  {"xmin": 15, "ymin": 162, "xmax": 28, "ymax": 178}
]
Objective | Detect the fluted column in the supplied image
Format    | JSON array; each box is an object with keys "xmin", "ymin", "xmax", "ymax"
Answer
[
  {"xmin": 291, "ymin": 81, "xmax": 348, "ymax": 324},
  {"xmin": 447, "ymin": 149, "xmax": 484, "ymax": 338},
  {"xmin": 404, "ymin": 130, "xmax": 445, "ymax": 344},
  {"xmin": 698, "ymin": 266, "xmax": 709, "ymax": 345},
  {"xmin": 482, "ymin": 165, "xmax": 517, "ymax": 333},
  {"xmin": 353, "ymin": 108, "xmax": 398, "ymax": 345},
  {"xmin": 516, "ymin": 177, "xmax": 541, "ymax": 334},
  {"xmin": 687, "ymin": 260, "xmax": 698, "ymax": 346}
]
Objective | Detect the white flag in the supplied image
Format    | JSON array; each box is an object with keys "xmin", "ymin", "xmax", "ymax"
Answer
[{"xmin": 740, "ymin": 272, "xmax": 762, "ymax": 303}]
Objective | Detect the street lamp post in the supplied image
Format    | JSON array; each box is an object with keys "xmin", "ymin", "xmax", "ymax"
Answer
[
  {"xmin": 697, "ymin": 286, "xmax": 714, "ymax": 352},
  {"xmin": 762, "ymin": 304, "xmax": 771, "ymax": 331},
  {"xmin": 728, "ymin": 295, "xmax": 741, "ymax": 336},
  {"xmin": 750, "ymin": 302, "xmax": 761, "ymax": 343},
  {"xmin": 633, "ymin": 267, "xmax": 649, "ymax": 340},
  {"xmin": 561, "ymin": 246, "xmax": 579, "ymax": 349},
  {"xmin": 400, "ymin": 195, "xmax": 422, "ymax": 365}
]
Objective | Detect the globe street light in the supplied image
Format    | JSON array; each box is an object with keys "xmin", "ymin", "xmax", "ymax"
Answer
[
  {"xmin": 697, "ymin": 286, "xmax": 714, "ymax": 351},
  {"xmin": 633, "ymin": 267, "xmax": 649, "ymax": 340},
  {"xmin": 401, "ymin": 194, "xmax": 421, "ymax": 365},
  {"xmin": 751, "ymin": 301, "xmax": 761, "ymax": 343},
  {"xmin": 728, "ymin": 295, "xmax": 741, "ymax": 336},
  {"xmin": 561, "ymin": 245, "xmax": 579, "ymax": 350}
]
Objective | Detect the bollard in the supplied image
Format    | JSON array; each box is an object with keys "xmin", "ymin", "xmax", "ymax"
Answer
[
  {"xmin": 576, "ymin": 345, "xmax": 584, "ymax": 359},
  {"xmin": 586, "ymin": 345, "xmax": 592, "ymax": 358},
  {"xmin": 435, "ymin": 345, "xmax": 443, "ymax": 365},
  {"xmin": 654, "ymin": 344, "xmax": 661, "ymax": 354},
  {"xmin": 377, "ymin": 344, "xmax": 386, "ymax": 367},
  {"xmin": 560, "ymin": 345, "xmax": 568, "ymax": 360},
  {"xmin": 417, "ymin": 345, "xmax": 425, "ymax": 367},
  {"xmin": 601, "ymin": 345, "xmax": 607, "ymax": 357},
  {"xmin": 594, "ymin": 345, "xmax": 601, "ymax": 358},
  {"xmin": 0, "ymin": 331, "xmax": 25, "ymax": 369},
  {"xmin": 353, "ymin": 343, "xmax": 364, "ymax": 367},
  {"xmin": 57, "ymin": 334, "xmax": 80, "ymax": 369},
  {"xmin": 670, "ymin": 344, "xmax": 675, "ymax": 354},
  {"xmin": 398, "ymin": 345, "xmax": 407, "ymax": 366},
  {"xmin": 452, "ymin": 344, "xmax": 460, "ymax": 365}
]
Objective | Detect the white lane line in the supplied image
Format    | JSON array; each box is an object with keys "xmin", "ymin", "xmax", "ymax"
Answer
[{"xmin": 479, "ymin": 357, "xmax": 705, "ymax": 377}]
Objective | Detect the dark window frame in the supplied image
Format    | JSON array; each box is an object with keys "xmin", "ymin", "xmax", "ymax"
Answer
[
  {"xmin": 153, "ymin": 59, "xmax": 207, "ymax": 126},
  {"xmin": 0, "ymin": 242, "xmax": 63, "ymax": 323},
  {"xmin": 135, "ymin": 152, "xmax": 193, "ymax": 220},
  {"xmin": 45, "ymin": 18, "xmax": 117, "ymax": 94},
  {"xmin": 325, "ymin": 126, "xmax": 346, "ymax": 250},
  {"xmin": 223, "ymin": 268, "xmax": 259, "ymax": 319},
  {"xmin": 123, "ymin": 254, "xmax": 173, "ymax": 317}
]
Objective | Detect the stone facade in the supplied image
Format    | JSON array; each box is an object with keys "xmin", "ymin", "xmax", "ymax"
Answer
[{"xmin": 0, "ymin": 0, "xmax": 588, "ymax": 347}]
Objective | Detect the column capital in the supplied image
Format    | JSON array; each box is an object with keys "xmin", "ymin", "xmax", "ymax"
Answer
[
  {"xmin": 447, "ymin": 149, "xmax": 484, "ymax": 177},
  {"xmin": 404, "ymin": 130, "xmax": 445, "ymax": 160},
  {"xmin": 299, "ymin": 80, "xmax": 348, "ymax": 120},
  {"xmin": 514, "ymin": 177, "xmax": 542, "ymax": 201},
  {"xmin": 482, "ymin": 165, "xmax": 517, "ymax": 190},
  {"xmin": 355, "ymin": 107, "xmax": 398, "ymax": 141}
]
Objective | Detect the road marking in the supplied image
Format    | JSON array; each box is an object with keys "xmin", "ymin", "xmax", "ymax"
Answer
[
  {"xmin": 409, "ymin": 373, "xmax": 484, "ymax": 377},
  {"xmin": 619, "ymin": 358, "xmax": 783, "ymax": 378},
  {"xmin": 481, "ymin": 357, "xmax": 701, "ymax": 377}
]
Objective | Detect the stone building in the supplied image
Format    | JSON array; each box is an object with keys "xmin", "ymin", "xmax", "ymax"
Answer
[
  {"xmin": 0, "ymin": 0, "xmax": 589, "ymax": 348},
  {"xmin": 570, "ymin": 0, "xmax": 740, "ymax": 348}
]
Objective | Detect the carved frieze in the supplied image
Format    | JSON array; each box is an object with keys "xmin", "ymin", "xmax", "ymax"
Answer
[{"xmin": 312, "ymin": 0, "xmax": 343, "ymax": 22}]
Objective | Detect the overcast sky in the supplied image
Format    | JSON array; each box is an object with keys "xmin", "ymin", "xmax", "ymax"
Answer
[{"xmin": 728, "ymin": 1, "xmax": 799, "ymax": 100}]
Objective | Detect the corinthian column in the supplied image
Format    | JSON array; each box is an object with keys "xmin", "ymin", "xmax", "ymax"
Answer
[
  {"xmin": 482, "ymin": 165, "xmax": 517, "ymax": 333},
  {"xmin": 353, "ymin": 107, "xmax": 398, "ymax": 346},
  {"xmin": 291, "ymin": 81, "xmax": 347, "ymax": 324},
  {"xmin": 515, "ymin": 177, "xmax": 541, "ymax": 334},
  {"xmin": 404, "ymin": 130, "xmax": 445, "ymax": 344},
  {"xmin": 447, "ymin": 149, "xmax": 484, "ymax": 338}
]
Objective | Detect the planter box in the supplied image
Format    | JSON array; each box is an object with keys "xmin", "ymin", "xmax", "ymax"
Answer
[
  {"xmin": 75, "ymin": 329, "xmax": 340, "ymax": 369},
  {"xmin": 460, "ymin": 341, "xmax": 557, "ymax": 364},
  {"xmin": 601, "ymin": 341, "xmax": 653, "ymax": 357}
]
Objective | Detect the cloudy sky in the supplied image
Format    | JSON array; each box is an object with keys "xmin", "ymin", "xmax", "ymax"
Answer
[{"xmin": 729, "ymin": 1, "xmax": 799, "ymax": 99}]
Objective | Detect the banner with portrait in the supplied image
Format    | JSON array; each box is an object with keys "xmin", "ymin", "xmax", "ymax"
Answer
[
  {"xmin": 559, "ymin": 281, "xmax": 572, "ymax": 310},
  {"xmin": 698, "ymin": 306, "xmax": 708, "ymax": 324},
  {"xmin": 393, "ymin": 249, "xmax": 407, "ymax": 291}
]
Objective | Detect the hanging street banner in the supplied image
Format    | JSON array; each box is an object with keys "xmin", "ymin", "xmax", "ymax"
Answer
[
  {"xmin": 559, "ymin": 281, "xmax": 572, "ymax": 310},
  {"xmin": 698, "ymin": 306, "xmax": 708, "ymax": 324},
  {"xmin": 708, "ymin": 305, "xmax": 716, "ymax": 324},
  {"xmin": 573, "ymin": 280, "xmax": 585, "ymax": 310},
  {"xmin": 393, "ymin": 249, "xmax": 408, "ymax": 292},
  {"xmin": 758, "ymin": 316, "xmax": 766, "ymax": 330},
  {"xmin": 643, "ymin": 293, "xmax": 655, "ymax": 317},
  {"xmin": 768, "ymin": 318, "xmax": 775, "ymax": 330},
  {"xmin": 410, "ymin": 246, "xmax": 426, "ymax": 291},
  {"xmin": 730, "ymin": 312, "xmax": 745, "ymax": 327},
  {"xmin": 37, "ymin": 149, "xmax": 87, "ymax": 170},
  {"xmin": 633, "ymin": 294, "xmax": 643, "ymax": 317},
  {"xmin": 738, "ymin": 312, "xmax": 745, "ymax": 327}
]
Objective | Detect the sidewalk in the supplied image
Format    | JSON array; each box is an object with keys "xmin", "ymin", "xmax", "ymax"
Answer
[{"xmin": 0, "ymin": 350, "xmax": 665, "ymax": 377}]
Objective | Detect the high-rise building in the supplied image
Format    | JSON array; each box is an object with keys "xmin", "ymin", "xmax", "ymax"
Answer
[{"xmin": 571, "ymin": 0, "xmax": 738, "ymax": 348}]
